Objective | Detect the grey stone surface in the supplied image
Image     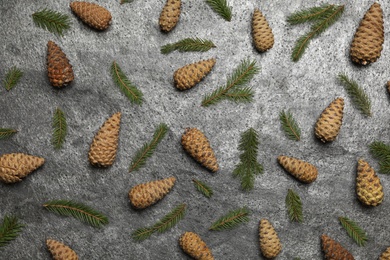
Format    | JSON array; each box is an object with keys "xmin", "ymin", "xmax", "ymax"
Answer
[{"xmin": 0, "ymin": 0, "xmax": 389, "ymax": 259}]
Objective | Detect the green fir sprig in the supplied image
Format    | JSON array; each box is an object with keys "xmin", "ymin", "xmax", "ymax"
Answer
[
  {"xmin": 161, "ymin": 38, "xmax": 216, "ymax": 54},
  {"xmin": 43, "ymin": 200, "xmax": 108, "ymax": 228},
  {"xmin": 233, "ymin": 128, "xmax": 263, "ymax": 191},
  {"xmin": 279, "ymin": 110, "xmax": 301, "ymax": 141},
  {"xmin": 52, "ymin": 108, "xmax": 67, "ymax": 149},
  {"xmin": 209, "ymin": 207, "xmax": 250, "ymax": 231},
  {"xmin": 205, "ymin": 0, "xmax": 232, "ymax": 21},
  {"xmin": 132, "ymin": 203, "xmax": 186, "ymax": 241},
  {"xmin": 369, "ymin": 141, "xmax": 390, "ymax": 174},
  {"xmin": 129, "ymin": 123, "xmax": 169, "ymax": 172},
  {"xmin": 202, "ymin": 59, "xmax": 259, "ymax": 107},
  {"xmin": 287, "ymin": 4, "xmax": 336, "ymax": 25},
  {"xmin": 0, "ymin": 215, "xmax": 24, "ymax": 248},
  {"xmin": 338, "ymin": 73, "xmax": 371, "ymax": 117},
  {"xmin": 285, "ymin": 189, "xmax": 303, "ymax": 223},
  {"xmin": 0, "ymin": 129, "xmax": 17, "ymax": 140},
  {"xmin": 3, "ymin": 66, "xmax": 23, "ymax": 91},
  {"xmin": 339, "ymin": 216, "xmax": 368, "ymax": 246},
  {"xmin": 192, "ymin": 179, "xmax": 213, "ymax": 198},
  {"xmin": 111, "ymin": 61, "xmax": 143, "ymax": 105},
  {"xmin": 120, "ymin": 0, "xmax": 133, "ymax": 4},
  {"xmin": 32, "ymin": 9, "xmax": 71, "ymax": 37}
]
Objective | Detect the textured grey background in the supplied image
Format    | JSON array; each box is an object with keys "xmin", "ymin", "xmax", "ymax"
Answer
[{"xmin": 0, "ymin": 0, "xmax": 389, "ymax": 259}]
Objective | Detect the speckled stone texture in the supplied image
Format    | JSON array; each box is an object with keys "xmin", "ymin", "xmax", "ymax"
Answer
[{"xmin": 0, "ymin": 1, "xmax": 389, "ymax": 259}]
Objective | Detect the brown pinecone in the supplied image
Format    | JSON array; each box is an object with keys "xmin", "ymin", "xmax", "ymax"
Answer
[
  {"xmin": 387, "ymin": 81, "xmax": 390, "ymax": 94},
  {"xmin": 181, "ymin": 128, "xmax": 218, "ymax": 172},
  {"xmin": 380, "ymin": 247, "xmax": 390, "ymax": 260},
  {"xmin": 70, "ymin": 1, "xmax": 112, "ymax": 30},
  {"xmin": 88, "ymin": 112, "xmax": 121, "ymax": 167},
  {"xmin": 259, "ymin": 219, "xmax": 282, "ymax": 259},
  {"xmin": 315, "ymin": 97, "xmax": 344, "ymax": 142},
  {"xmin": 252, "ymin": 8, "xmax": 274, "ymax": 52},
  {"xmin": 179, "ymin": 232, "xmax": 214, "ymax": 260},
  {"xmin": 0, "ymin": 153, "xmax": 45, "ymax": 184},
  {"xmin": 159, "ymin": 0, "xmax": 181, "ymax": 32},
  {"xmin": 356, "ymin": 159, "xmax": 384, "ymax": 206},
  {"xmin": 350, "ymin": 3, "xmax": 384, "ymax": 65},
  {"xmin": 46, "ymin": 239, "xmax": 78, "ymax": 260},
  {"xmin": 47, "ymin": 41, "xmax": 74, "ymax": 88},
  {"xmin": 321, "ymin": 234, "xmax": 354, "ymax": 260},
  {"xmin": 128, "ymin": 177, "xmax": 176, "ymax": 209},
  {"xmin": 277, "ymin": 155, "xmax": 318, "ymax": 183},
  {"xmin": 174, "ymin": 58, "xmax": 216, "ymax": 90}
]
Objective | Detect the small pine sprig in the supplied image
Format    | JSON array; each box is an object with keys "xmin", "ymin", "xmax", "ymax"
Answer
[
  {"xmin": 285, "ymin": 189, "xmax": 303, "ymax": 223},
  {"xmin": 369, "ymin": 141, "xmax": 390, "ymax": 174},
  {"xmin": 339, "ymin": 216, "xmax": 368, "ymax": 247},
  {"xmin": 205, "ymin": 0, "xmax": 232, "ymax": 21},
  {"xmin": 287, "ymin": 4, "xmax": 336, "ymax": 25},
  {"xmin": 52, "ymin": 108, "xmax": 67, "ymax": 149},
  {"xmin": 111, "ymin": 61, "xmax": 143, "ymax": 105},
  {"xmin": 192, "ymin": 179, "xmax": 213, "ymax": 198},
  {"xmin": 32, "ymin": 8, "xmax": 71, "ymax": 37},
  {"xmin": 338, "ymin": 73, "xmax": 371, "ymax": 117},
  {"xmin": 161, "ymin": 38, "xmax": 216, "ymax": 54},
  {"xmin": 0, "ymin": 215, "xmax": 24, "ymax": 248},
  {"xmin": 279, "ymin": 110, "xmax": 301, "ymax": 141},
  {"xmin": 209, "ymin": 207, "xmax": 250, "ymax": 231},
  {"xmin": 3, "ymin": 66, "xmax": 23, "ymax": 91},
  {"xmin": 202, "ymin": 59, "xmax": 259, "ymax": 107},
  {"xmin": 233, "ymin": 128, "xmax": 263, "ymax": 191},
  {"xmin": 43, "ymin": 200, "xmax": 108, "ymax": 228},
  {"xmin": 120, "ymin": 0, "xmax": 133, "ymax": 4},
  {"xmin": 0, "ymin": 128, "xmax": 17, "ymax": 140},
  {"xmin": 129, "ymin": 123, "xmax": 169, "ymax": 172}
]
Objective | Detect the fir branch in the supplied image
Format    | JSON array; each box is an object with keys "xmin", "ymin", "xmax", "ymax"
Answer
[
  {"xmin": 209, "ymin": 207, "xmax": 250, "ymax": 231},
  {"xmin": 205, "ymin": 0, "xmax": 232, "ymax": 21},
  {"xmin": 287, "ymin": 4, "xmax": 335, "ymax": 25},
  {"xmin": 339, "ymin": 216, "xmax": 368, "ymax": 247},
  {"xmin": 43, "ymin": 200, "xmax": 108, "ymax": 228},
  {"xmin": 111, "ymin": 61, "xmax": 143, "ymax": 105},
  {"xmin": 0, "ymin": 129, "xmax": 17, "ymax": 140},
  {"xmin": 202, "ymin": 59, "xmax": 259, "ymax": 107},
  {"xmin": 3, "ymin": 66, "xmax": 23, "ymax": 91},
  {"xmin": 285, "ymin": 189, "xmax": 303, "ymax": 223},
  {"xmin": 129, "ymin": 123, "xmax": 169, "ymax": 172},
  {"xmin": 0, "ymin": 215, "xmax": 24, "ymax": 248},
  {"xmin": 131, "ymin": 227, "xmax": 155, "ymax": 241},
  {"xmin": 52, "ymin": 108, "xmax": 67, "ymax": 149},
  {"xmin": 279, "ymin": 110, "xmax": 301, "ymax": 141},
  {"xmin": 369, "ymin": 141, "xmax": 390, "ymax": 174},
  {"xmin": 192, "ymin": 179, "xmax": 213, "ymax": 198},
  {"xmin": 120, "ymin": 0, "xmax": 133, "ymax": 4},
  {"xmin": 161, "ymin": 38, "xmax": 216, "ymax": 54},
  {"xmin": 232, "ymin": 128, "xmax": 263, "ymax": 191},
  {"xmin": 32, "ymin": 8, "xmax": 71, "ymax": 37},
  {"xmin": 338, "ymin": 73, "xmax": 371, "ymax": 117}
]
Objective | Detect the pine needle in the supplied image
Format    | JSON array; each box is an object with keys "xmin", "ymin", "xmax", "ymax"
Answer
[
  {"xmin": 111, "ymin": 61, "xmax": 143, "ymax": 105},
  {"xmin": 0, "ymin": 129, "xmax": 17, "ymax": 140},
  {"xmin": 205, "ymin": 0, "xmax": 232, "ymax": 22},
  {"xmin": 43, "ymin": 200, "xmax": 109, "ymax": 228},
  {"xmin": 279, "ymin": 110, "xmax": 301, "ymax": 141},
  {"xmin": 129, "ymin": 123, "xmax": 169, "ymax": 172},
  {"xmin": 339, "ymin": 216, "xmax": 368, "ymax": 247},
  {"xmin": 338, "ymin": 73, "xmax": 371, "ymax": 117},
  {"xmin": 0, "ymin": 215, "xmax": 24, "ymax": 248},
  {"xmin": 369, "ymin": 141, "xmax": 390, "ymax": 174},
  {"xmin": 192, "ymin": 179, "xmax": 213, "ymax": 198},
  {"xmin": 209, "ymin": 207, "xmax": 250, "ymax": 231},
  {"xmin": 232, "ymin": 128, "xmax": 263, "ymax": 191},
  {"xmin": 32, "ymin": 8, "xmax": 71, "ymax": 37},
  {"xmin": 3, "ymin": 66, "xmax": 23, "ymax": 91},
  {"xmin": 202, "ymin": 59, "xmax": 259, "ymax": 107},
  {"xmin": 52, "ymin": 108, "xmax": 67, "ymax": 149},
  {"xmin": 161, "ymin": 38, "xmax": 216, "ymax": 54},
  {"xmin": 285, "ymin": 189, "xmax": 303, "ymax": 223},
  {"xmin": 131, "ymin": 227, "xmax": 155, "ymax": 241},
  {"xmin": 287, "ymin": 4, "xmax": 336, "ymax": 25}
]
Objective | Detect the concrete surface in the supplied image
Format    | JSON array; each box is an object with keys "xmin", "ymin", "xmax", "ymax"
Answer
[{"xmin": 1, "ymin": 0, "xmax": 390, "ymax": 259}]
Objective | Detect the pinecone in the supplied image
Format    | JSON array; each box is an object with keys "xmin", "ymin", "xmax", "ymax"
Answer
[
  {"xmin": 88, "ymin": 112, "xmax": 121, "ymax": 167},
  {"xmin": 356, "ymin": 159, "xmax": 384, "ymax": 206},
  {"xmin": 179, "ymin": 232, "xmax": 214, "ymax": 260},
  {"xmin": 128, "ymin": 177, "xmax": 176, "ymax": 209},
  {"xmin": 321, "ymin": 234, "xmax": 354, "ymax": 260},
  {"xmin": 70, "ymin": 1, "xmax": 112, "ymax": 30},
  {"xmin": 277, "ymin": 155, "xmax": 318, "ymax": 183},
  {"xmin": 181, "ymin": 128, "xmax": 218, "ymax": 172},
  {"xmin": 252, "ymin": 8, "xmax": 274, "ymax": 52},
  {"xmin": 259, "ymin": 219, "xmax": 282, "ymax": 259},
  {"xmin": 46, "ymin": 239, "xmax": 78, "ymax": 260},
  {"xmin": 174, "ymin": 58, "xmax": 216, "ymax": 90},
  {"xmin": 159, "ymin": 0, "xmax": 181, "ymax": 32},
  {"xmin": 350, "ymin": 3, "xmax": 384, "ymax": 65},
  {"xmin": 387, "ymin": 81, "xmax": 390, "ymax": 94},
  {"xmin": 315, "ymin": 97, "xmax": 344, "ymax": 142},
  {"xmin": 47, "ymin": 41, "xmax": 74, "ymax": 88},
  {"xmin": 380, "ymin": 247, "xmax": 390, "ymax": 260},
  {"xmin": 0, "ymin": 153, "xmax": 45, "ymax": 184}
]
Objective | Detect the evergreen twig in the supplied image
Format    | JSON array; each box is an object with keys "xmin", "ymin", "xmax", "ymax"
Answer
[
  {"xmin": 161, "ymin": 38, "xmax": 216, "ymax": 54},
  {"xmin": 209, "ymin": 207, "xmax": 250, "ymax": 231},
  {"xmin": 287, "ymin": 4, "xmax": 335, "ymax": 25},
  {"xmin": 279, "ymin": 110, "xmax": 301, "ymax": 141},
  {"xmin": 32, "ymin": 8, "xmax": 71, "ymax": 36},
  {"xmin": 3, "ymin": 66, "xmax": 23, "ymax": 91},
  {"xmin": 205, "ymin": 0, "xmax": 232, "ymax": 21},
  {"xmin": 285, "ymin": 189, "xmax": 303, "ymax": 223},
  {"xmin": 0, "ymin": 129, "xmax": 18, "ymax": 140},
  {"xmin": 192, "ymin": 179, "xmax": 213, "ymax": 198},
  {"xmin": 120, "ymin": 0, "xmax": 133, "ymax": 4},
  {"xmin": 369, "ymin": 141, "xmax": 390, "ymax": 174},
  {"xmin": 52, "ymin": 108, "xmax": 67, "ymax": 149},
  {"xmin": 339, "ymin": 216, "xmax": 368, "ymax": 247},
  {"xmin": 0, "ymin": 215, "xmax": 24, "ymax": 248}
]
